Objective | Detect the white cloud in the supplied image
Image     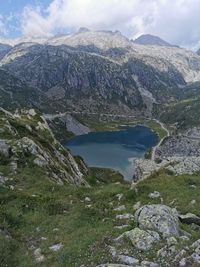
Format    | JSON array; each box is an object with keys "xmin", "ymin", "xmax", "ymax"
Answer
[
  {"xmin": 0, "ymin": 15, "xmax": 7, "ymax": 35},
  {"xmin": 16, "ymin": 0, "xmax": 200, "ymax": 49}
]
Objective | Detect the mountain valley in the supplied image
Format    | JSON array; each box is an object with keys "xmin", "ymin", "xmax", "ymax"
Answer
[{"xmin": 1, "ymin": 29, "xmax": 200, "ymax": 267}]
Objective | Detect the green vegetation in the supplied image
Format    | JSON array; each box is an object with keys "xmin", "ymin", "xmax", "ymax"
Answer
[
  {"xmin": 75, "ymin": 115, "xmax": 137, "ymax": 132},
  {"xmin": 161, "ymin": 97, "xmax": 200, "ymax": 130},
  {"xmin": 145, "ymin": 120, "xmax": 168, "ymax": 140},
  {"xmin": 1, "ymin": 109, "xmax": 199, "ymax": 266},
  {"xmin": 1, "ymin": 160, "xmax": 200, "ymax": 266}
]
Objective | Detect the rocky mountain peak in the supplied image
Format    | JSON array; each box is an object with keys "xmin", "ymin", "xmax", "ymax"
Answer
[
  {"xmin": 78, "ymin": 27, "xmax": 90, "ymax": 33},
  {"xmin": 46, "ymin": 29, "xmax": 132, "ymax": 50},
  {"xmin": 133, "ymin": 34, "xmax": 176, "ymax": 47}
]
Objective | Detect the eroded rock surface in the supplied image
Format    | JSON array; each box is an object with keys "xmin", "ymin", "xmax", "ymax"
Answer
[{"xmin": 135, "ymin": 205, "xmax": 180, "ymax": 237}]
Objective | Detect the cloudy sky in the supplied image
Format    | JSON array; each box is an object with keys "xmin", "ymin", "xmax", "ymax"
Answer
[{"xmin": 0, "ymin": 0, "xmax": 200, "ymax": 49}]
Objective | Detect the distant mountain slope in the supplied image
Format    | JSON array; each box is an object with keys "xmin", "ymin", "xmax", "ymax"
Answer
[
  {"xmin": 0, "ymin": 68, "xmax": 43, "ymax": 110},
  {"xmin": 0, "ymin": 43, "xmax": 11, "ymax": 60},
  {"xmin": 1, "ymin": 30, "xmax": 200, "ymax": 115},
  {"xmin": 197, "ymin": 49, "xmax": 200, "ymax": 55},
  {"xmin": 133, "ymin": 34, "xmax": 176, "ymax": 47}
]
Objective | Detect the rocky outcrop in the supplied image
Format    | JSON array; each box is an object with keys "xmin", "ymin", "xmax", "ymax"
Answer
[
  {"xmin": 155, "ymin": 135, "xmax": 200, "ymax": 159},
  {"xmin": 0, "ymin": 108, "xmax": 89, "ymax": 186},
  {"xmin": 134, "ymin": 156, "xmax": 200, "ymax": 181},
  {"xmin": 134, "ymin": 130, "xmax": 200, "ymax": 181},
  {"xmin": 103, "ymin": 204, "xmax": 200, "ymax": 266},
  {"xmin": 125, "ymin": 228, "xmax": 160, "ymax": 251},
  {"xmin": 0, "ymin": 139, "xmax": 10, "ymax": 157},
  {"xmin": 133, "ymin": 34, "xmax": 175, "ymax": 47},
  {"xmin": 179, "ymin": 213, "xmax": 200, "ymax": 226},
  {"xmin": 48, "ymin": 113, "xmax": 91, "ymax": 136},
  {"xmin": 135, "ymin": 205, "xmax": 180, "ymax": 237}
]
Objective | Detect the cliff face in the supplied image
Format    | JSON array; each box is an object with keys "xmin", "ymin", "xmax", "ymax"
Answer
[{"xmin": 0, "ymin": 108, "xmax": 89, "ymax": 187}]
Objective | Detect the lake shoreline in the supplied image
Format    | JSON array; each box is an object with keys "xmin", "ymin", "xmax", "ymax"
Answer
[{"xmin": 65, "ymin": 125, "xmax": 158, "ymax": 181}]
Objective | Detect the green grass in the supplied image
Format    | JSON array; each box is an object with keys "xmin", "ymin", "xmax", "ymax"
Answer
[
  {"xmin": 1, "ymin": 162, "xmax": 200, "ymax": 266},
  {"xmin": 145, "ymin": 120, "xmax": 168, "ymax": 140}
]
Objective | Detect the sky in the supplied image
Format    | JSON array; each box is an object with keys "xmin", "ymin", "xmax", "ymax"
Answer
[{"xmin": 0, "ymin": 0, "xmax": 200, "ymax": 49}]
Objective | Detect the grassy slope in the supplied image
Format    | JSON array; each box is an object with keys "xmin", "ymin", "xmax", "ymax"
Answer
[
  {"xmin": 1, "ymin": 160, "xmax": 200, "ymax": 267},
  {"xmin": 160, "ymin": 97, "xmax": 200, "ymax": 130}
]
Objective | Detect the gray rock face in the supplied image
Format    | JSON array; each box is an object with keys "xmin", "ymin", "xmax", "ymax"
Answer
[
  {"xmin": 135, "ymin": 205, "xmax": 180, "ymax": 237},
  {"xmin": 0, "ymin": 43, "xmax": 11, "ymax": 60},
  {"xmin": 155, "ymin": 135, "xmax": 200, "ymax": 158},
  {"xmin": 148, "ymin": 191, "xmax": 160, "ymax": 199},
  {"xmin": 0, "ymin": 139, "xmax": 10, "ymax": 157},
  {"xmin": 133, "ymin": 156, "xmax": 200, "ymax": 181},
  {"xmin": 60, "ymin": 114, "xmax": 91, "ymax": 136},
  {"xmin": 191, "ymin": 240, "xmax": 200, "ymax": 264},
  {"xmin": 125, "ymin": 228, "xmax": 160, "ymax": 251},
  {"xmin": 179, "ymin": 213, "xmax": 200, "ymax": 226},
  {"xmin": 2, "ymin": 30, "xmax": 200, "ymax": 115},
  {"xmin": 0, "ymin": 108, "xmax": 89, "ymax": 187}
]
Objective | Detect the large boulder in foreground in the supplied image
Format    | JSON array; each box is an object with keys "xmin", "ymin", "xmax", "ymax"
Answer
[{"xmin": 135, "ymin": 205, "xmax": 180, "ymax": 237}]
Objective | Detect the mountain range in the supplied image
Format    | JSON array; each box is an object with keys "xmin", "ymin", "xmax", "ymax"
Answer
[{"xmin": 1, "ymin": 29, "xmax": 200, "ymax": 116}]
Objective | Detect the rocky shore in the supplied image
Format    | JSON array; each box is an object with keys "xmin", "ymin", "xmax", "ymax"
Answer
[{"xmin": 133, "ymin": 129, "xmax": 200, "ymax": 182}]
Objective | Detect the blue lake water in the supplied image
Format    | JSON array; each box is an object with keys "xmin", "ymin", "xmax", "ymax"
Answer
[{"xmin": 65, "ymin": 126, "xmax": 158, "ymax": 181}]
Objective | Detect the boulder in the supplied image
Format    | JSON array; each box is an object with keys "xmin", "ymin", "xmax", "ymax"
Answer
[
  {"xmin": 135, "ymin": 205, "xmax": 180, "ymax": 237},
  {"xmin": 179, "ymin": 213, "xmax": 200, "ymax": 226},
  {"xmin": 125, "ymin": 228, "xmax": 160, "ymax": 251},
  {"xmin": 148, "ymin": 191, "xmax": 160, "ymax": 199}
]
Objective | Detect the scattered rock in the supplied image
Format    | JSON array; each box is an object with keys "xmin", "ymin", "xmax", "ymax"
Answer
[
  {"xmin": 179, "ymin": 213, "xmax": 200, "ymax": 226},
  {"xmin": 191, "ymin": 239, "xmax": 200, "ymax": 249},
  {"xmin": 116, "ymin": 194, "xmax": 123, "ymax": 201},
  {"xmin": 166, "ymin": 236, "xmax": 177, "ymax": 247},
  {"xmin": 97, "ymin": 264, "xmax": 131, "ymax": 267},
  {"xmin": 189, "ymin": 185, "xmax": 197, "ymax": 189},
  {"xmin": 114, "ymin": 205, "xmax": 126, "ymax": 211},
  {"xmin": 109, "ymin": 246, "xmax": 139, "ymax": 266},
  {"xmin": 148, "ymin": 191, "xmax": 160, "ymax": 199},
  {"xmin": 0, "ymin": 174, "xmax": 8, "ymax": 185},
  {"xmin": 190, "ymin": 199, "xmax": 196, "ymax": 205},
  {"xmin": 141, "ymin": 261, "xmax": 159, "ymax": 267},
  {"xmin": 157, "ymin": 245, "xmax": 176, "ymax": 257},
  {"xmin": 179, "ymin": 258, "xmax": 187, "ymax": 266},
  {"xmin": 125, "ymin": 228, "xmax": 160, "ymax": 251},
  {"xmin": 118, "ymin": 254, "xmax": 139, "ymax": 265},
  {"xmin": 114, "ymin": 225, "xmax": 130, "ymax": 230},
  {"xmin": 191, "ymin": 252, "xmax": 200, "ymax": 264},
  {"xmin": 34, "ymin": 248, "xmax": 45, "ymax": 263},
  {"xmin": 116, "ymin": 214, "xmax": 134, "ymax": 220},
  {"xmin": 85, "ymin": 197, "xmax": 91, "ymax": 202},
  {"xmin": 133, "ymin": 201, "xmax": 141, "ymax": 211},
  {"xmin": 28, "ymin": 109, "xmax": 36, "ymax": 116},
  {"xmin": 0, "ymin": 139, "xmax": 10, "ymax": 157},
  {"xmin": 49, "ymin": 243, "xmax": 63, "ymax": 251}
]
